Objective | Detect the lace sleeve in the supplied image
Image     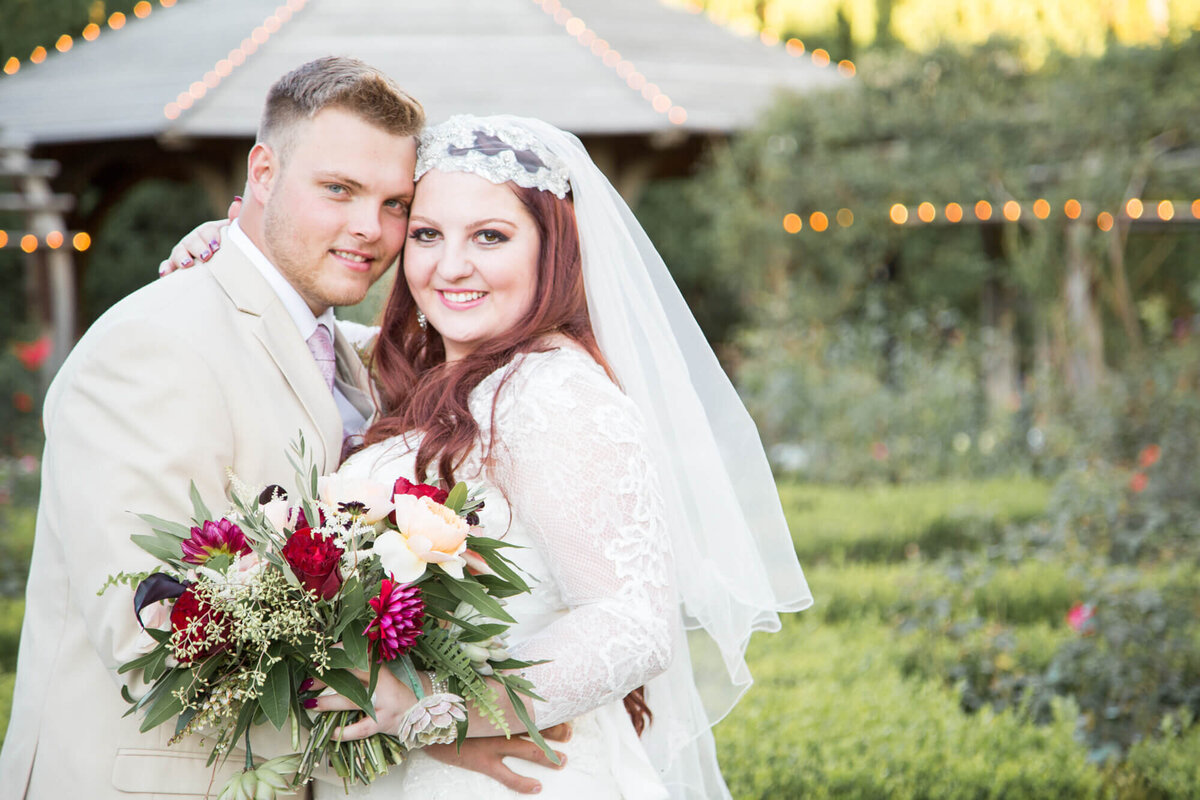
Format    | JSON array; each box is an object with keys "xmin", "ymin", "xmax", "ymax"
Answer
[{"xmin": 487, "ymin": 352, "xmax": 675, "ymax": 728}]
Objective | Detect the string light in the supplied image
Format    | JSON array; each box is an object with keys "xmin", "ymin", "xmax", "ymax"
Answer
[
  {"xmin": 3, "ymin": 0, "xmax": 183, "ymax": 79},
  {"xmin": 779, "ymin": 198, "xmax": 1200, "ymax": 234},
  {"xmin": 663, "ymin": 1, "xmax": 855, "ymax": 78},
  {"xmin": 0, "ymin": 231, "xmax": 93, "ymax": 251},
  {"xmin": 533, "ymin": 0, "xmax": 688, "ymax": 125},
  {"xmin": 164, "ymin": 2, "xmax": 307, "ymax": 120}
]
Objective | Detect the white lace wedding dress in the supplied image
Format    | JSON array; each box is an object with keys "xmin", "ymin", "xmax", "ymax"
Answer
[{"xmin": 319, "ymin": 346, "xmax": 674, "ymax": 799}]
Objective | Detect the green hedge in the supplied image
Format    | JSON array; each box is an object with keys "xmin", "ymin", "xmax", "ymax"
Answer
[
  {"xmin": 716, "ymin": 618, "xmax": 1106, "ymax": 799},
  {"xmin": 782, "ymin": 477, "xmax": 1051, "ymax": 564}
]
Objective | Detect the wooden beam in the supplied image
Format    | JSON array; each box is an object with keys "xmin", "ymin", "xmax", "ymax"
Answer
[{"xmin": 0, "ymin": 193, "xmax": 75, "ymax": 213}]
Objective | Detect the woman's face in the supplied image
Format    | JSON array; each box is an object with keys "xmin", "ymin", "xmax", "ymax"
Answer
[{"xmin": 404, "ymin": 170, "xmax": 541, "ymax": 361}]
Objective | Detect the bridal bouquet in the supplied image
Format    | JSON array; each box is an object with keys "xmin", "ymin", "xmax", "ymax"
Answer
[{"xmin": 103, "ymin": 438, "xmax": 548, "ymax": 798}]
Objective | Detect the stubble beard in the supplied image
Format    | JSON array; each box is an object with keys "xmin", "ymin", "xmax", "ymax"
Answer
[{"xmin": 262, "ymin": 196, "xmax": 371, "ymax": 312}]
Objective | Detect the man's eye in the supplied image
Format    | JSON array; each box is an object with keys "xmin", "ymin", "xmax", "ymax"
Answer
[{"xmin": 327, "ymin": 184, "xmax": 347, "ymax": 195}]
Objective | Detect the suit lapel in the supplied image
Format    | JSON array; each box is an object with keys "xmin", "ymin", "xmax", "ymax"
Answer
[
  {"xmin": 208, "ymin": 249, "xmax": 343, "ymax": 469},
  {"xmin": 333, "ymin": 325, "xmax": 377, "ymax": 424}
]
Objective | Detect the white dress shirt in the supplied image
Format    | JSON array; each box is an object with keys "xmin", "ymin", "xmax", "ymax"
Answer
[{"xmin": 226, "ymin": 220, "xmax": 368, "ymax": 438}]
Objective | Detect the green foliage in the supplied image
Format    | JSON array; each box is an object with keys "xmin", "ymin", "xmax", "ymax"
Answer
[
  {"xmin": 1042, "ymin": 573, "xmax": 1200, "ymax": 759},
  {"xmin": 82, "ymin": 179, "xmax": 216, "ymax": 325},
  {"xmin": 716, "ymin": 618, "xmax": 1107, "ymax": 799},
  {"xmin": 0, "ymin": 597, "xmax": 23, "ymax": 672},
  {"xmin": 781, "ymin": 476, "xmax": 1049, "ymax": 562}
]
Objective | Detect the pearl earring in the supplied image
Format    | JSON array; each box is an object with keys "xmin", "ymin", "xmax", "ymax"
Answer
[{"xmin": 416, "ymin": 309, "xmax": 427, "ymax": 331}]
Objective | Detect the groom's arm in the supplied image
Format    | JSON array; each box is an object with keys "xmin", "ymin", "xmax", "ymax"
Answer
[
  {"xmin": 424, "ymin": 724, "xmax": 572, "ymax": 794},
  {"xmin": 44, "ymin": 316, "xmax": 234, "ymax": 690}
]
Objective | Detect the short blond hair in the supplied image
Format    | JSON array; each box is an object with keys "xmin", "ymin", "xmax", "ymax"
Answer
[{"xmin": 259, "ymin": 56, "xmax": 424, "ymax": 158}]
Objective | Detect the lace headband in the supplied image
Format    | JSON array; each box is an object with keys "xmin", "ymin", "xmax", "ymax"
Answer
[{"xmin": 415, "ymin": 115, "xmax": 572, "ymax": 199}]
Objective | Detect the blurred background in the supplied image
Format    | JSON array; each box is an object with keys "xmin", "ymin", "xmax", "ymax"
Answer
[{"xmin": 2, "ymin": 1, "xmax": 1200, "ymax": 796}]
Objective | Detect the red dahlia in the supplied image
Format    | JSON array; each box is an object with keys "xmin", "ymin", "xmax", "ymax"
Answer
[{"xmin": 364, "ymin": 579, "xmax": 425, "ymax": 662}]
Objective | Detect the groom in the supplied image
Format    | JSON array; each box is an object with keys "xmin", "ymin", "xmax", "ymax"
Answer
[{"xmin": 0, "ymin": 57, "xmax": 561, "ymax": 799}]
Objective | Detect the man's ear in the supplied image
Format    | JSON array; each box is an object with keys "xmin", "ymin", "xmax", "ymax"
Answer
[{"xmin": 246, "ymin": 142, "xmax": 278, "ymax": 205}]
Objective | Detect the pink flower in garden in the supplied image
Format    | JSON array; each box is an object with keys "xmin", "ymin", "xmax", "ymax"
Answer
[
  {"xmin": 364, "ymin": 578, "xmax": 425, "ymax": 662},
  {"xmin": 1129, "ymin": 472, "xmax": 1148, "ymax": 493},
  {"xmin": 13, "ymin": 336, "xmax": 51, "ymax": 371},
  {"xmin": 181, "ymin": 518, "xmax": 252, "ymax": 565},
  {"xmin": 1138, "ymin": 444, "xmax": 1161, "ymax": 468},
  {"xmin": 1067, "ymin": 602, "xmax": 1095, "ymax": 635},
  {"xmin": 871, "ymin": 441, "xmax": 889, "ymax": 462}
]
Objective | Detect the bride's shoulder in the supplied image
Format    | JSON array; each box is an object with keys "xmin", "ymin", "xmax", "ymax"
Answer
[
  {"xmin": 500, "ymin": 345, "xmax": 619, "ymax": 401},
  {"xmin": 487, "ymin": 344, "xmax": 643, "ymax": 435}
]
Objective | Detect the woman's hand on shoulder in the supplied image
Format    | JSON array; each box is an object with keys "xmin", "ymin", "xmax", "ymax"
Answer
[{"xmin": 158, "ymin": 196, "xmax": 242, "ymax": 277}]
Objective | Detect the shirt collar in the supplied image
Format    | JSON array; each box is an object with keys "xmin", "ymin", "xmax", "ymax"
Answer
[{"xmin": 227, "ymin": 219, "xmax": 336, "ymax": 340}]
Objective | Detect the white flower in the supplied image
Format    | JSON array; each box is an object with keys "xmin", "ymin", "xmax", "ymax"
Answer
[
  {"xmin": 261, "ymin": 496, "xmax": 291, "ymax": 532},
  {"xmin": 374, "ymin": 495, "xmax": 470, "ymax": 582},
  {"xmin": 317, "ymin": 475, "xmax": 395, "ymax": 524}
]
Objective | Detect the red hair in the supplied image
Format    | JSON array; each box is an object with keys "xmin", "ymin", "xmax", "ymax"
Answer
[
  {"xmin": 364, "ymin": 181, "xmax": 654, "ymax": 736},
  {"xmin": 364, "ymin": 184, "xmax": 611, "ymax": 483}
]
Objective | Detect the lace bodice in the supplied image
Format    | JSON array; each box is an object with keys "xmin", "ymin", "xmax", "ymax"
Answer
[{"xmin": 339, "ymin": 347, "xmax": 675, "ymax": 727}]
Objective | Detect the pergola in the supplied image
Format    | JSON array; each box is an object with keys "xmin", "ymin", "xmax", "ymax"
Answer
[{"xmin": 0, "ymin": 0, "xmax": 842, "ymax": 360}]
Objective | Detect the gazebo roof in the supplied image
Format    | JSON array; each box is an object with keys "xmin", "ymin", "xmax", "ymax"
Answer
[{"xmin": 0, "ymin": 0, "xmax": 842, "ymax": 145}]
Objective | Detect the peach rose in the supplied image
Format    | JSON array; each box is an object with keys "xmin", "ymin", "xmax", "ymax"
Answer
[{"xmin": 374, "ymin": 494, "xmax": 470, "ymax": 582}]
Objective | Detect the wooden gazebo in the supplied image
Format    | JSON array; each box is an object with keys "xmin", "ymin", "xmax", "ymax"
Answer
[{"xmin": 0, "ymin": 0, "xmax": 843, "ymax": 355}]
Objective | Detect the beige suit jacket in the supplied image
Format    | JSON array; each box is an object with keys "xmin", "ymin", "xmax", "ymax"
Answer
[{"xmin": 0, "ymin": 246, "xmax": 375, "ymax": 799}]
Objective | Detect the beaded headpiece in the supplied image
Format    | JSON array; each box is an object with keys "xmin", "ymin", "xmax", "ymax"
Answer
[{"xmin": 415, "ymin": 115, "xmax": 572, "ymax": 199}]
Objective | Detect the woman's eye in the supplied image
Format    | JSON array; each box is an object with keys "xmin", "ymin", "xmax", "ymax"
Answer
[
  {"xmin": 409, "ymin": 228, "xmax": 439, "ymax": 242},
  {"xmin": 476, "ymin": 229, "xmax": 509, "ymax": 245}
]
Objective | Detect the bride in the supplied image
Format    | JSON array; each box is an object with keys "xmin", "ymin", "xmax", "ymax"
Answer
[{"xmin": 170, "ymin": 114, "xmax": 811, "ymax": 799}]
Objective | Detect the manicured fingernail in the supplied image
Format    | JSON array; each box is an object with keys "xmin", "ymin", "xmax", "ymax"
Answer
[
  {"xmin": 303, "ymin": 698, "xmax": 317, "ymax": 709},
  {"xmin": 200, "ymin": 249, "xmax": 211, "ymax": 260},
  {"xmin": 299, "ymin": 678, "xmax": 314, "ymax": 691},
  {"xmin": 530, "ymin": 785, "xmax": 541, "ymax": 794},
  {"xmin": 233, "ymin": 195, "xmax": 242, "ymax": 202},
  {"xmin": 181, "ymin": 257, "xmax": 193, "ymax": 267},
  {"xmin": 210, "ymin": 238, "xmax": 220, "ymax": 251},
  {"xmin": 158, "ymin": 264, "xmax": 168, "ymax": 275}
]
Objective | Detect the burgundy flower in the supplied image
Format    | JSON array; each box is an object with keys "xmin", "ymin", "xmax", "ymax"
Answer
[
  {"xmin": 181, "ymin": 519, "xmax": 252, "ymax": 565},
  {"xmin": 394, "ymin": 477, "xmax": 448, "ymax": 505},
  {"xmin": 390, "ymin": 478, "xmax": 448, "ymax": 525},
  {"xmin": 282, "ymin": 527, "xmax": 343, "ymax": 599},
  {"xmin": 364, "ymin": 579, "xmax": 425, "ymax": 661},
  {"xmin": 169, "ymin": 585, "xmax": 231, "ymax": 663}
]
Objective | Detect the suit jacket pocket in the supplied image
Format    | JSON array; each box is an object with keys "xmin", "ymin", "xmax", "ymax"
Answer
[{"xmin": 111, "ymin": 748, "xmax": 243, "ymax": 796}]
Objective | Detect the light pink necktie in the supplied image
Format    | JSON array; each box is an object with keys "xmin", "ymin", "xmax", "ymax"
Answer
[{"xmin": 306, "ymin": 325, "xmax": 336, "ymax": 394}]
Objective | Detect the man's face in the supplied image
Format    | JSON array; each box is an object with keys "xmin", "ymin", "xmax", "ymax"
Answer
[{"xmin": 260, "ymin": 107, "xmax": 416, "ymax": 315}]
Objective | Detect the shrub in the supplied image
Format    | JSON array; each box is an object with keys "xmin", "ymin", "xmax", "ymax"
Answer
[
  {"xmin": 717, "ymin": 618, "xmax": 1106, "ymax": 799},
  {"xmin": 781, "ymin": 477, "xmax": 1051, "ymax": 564}
]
